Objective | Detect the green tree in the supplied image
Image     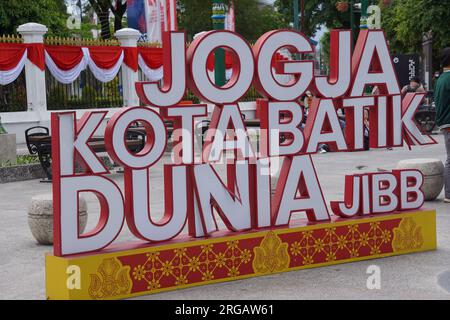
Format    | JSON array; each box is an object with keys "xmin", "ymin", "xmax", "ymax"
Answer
[
  {"xmin": 177, "ymin": 0, "xmax": 216, "ymax": 41},
  {"xmin": 87, "ymin": 0, "xmax": 127, "ymax": 39},
  {"xmin": 0, "ymin": 0, "xmax": 69, "ymax": 36},
  {"xmin": 319, "ymin": 30, "xmax": 331, "ymax": 67},
  {"xmin": 274, "ymin": 0, "xmax": 358, "ymax": 38},
  {"xmin": 274, "ymin": 1, "xmax": 359, "ymax": 70},
  {"xmin": 381, "ymin": 0, "xmax": 450, "ymax": 70},
  {"xmin": 234, "ymin": 0, "xmax": 283, "ymax": 42},
  {"xmin": 177, "ymin": 0, "xmax": 283, "ymax": 42},
  {"xmin": 306, "ymin": 0, "xmax": 450, "ymax": 72}
]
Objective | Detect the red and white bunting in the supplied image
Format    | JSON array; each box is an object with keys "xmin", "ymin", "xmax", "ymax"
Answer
[
  {"xmin": 44, "ymin": 46, "xmax": 124, "ymax": 83},
  {"xmin": 0, "ymin": 42, "xmax": 45, "ymax": 85},
  {"xmin": 1, "ymin": 42, "xmax": 292, "ymax": 86},
  {"xmin": 44, "ymin": 46, "xmax": 87, "ymax": 84},
  {"xmin": 138, "ymin": 47, "xmax": 164, "ymax": 81},
  {"xmin": 0, "ymin": 44, "xmax": 27, "ymax": 85}
]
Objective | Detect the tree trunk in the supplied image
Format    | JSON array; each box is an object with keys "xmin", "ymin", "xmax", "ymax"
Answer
[
  {"xmin": 88, "ymin": 0, "xmax": 112, "ymax": 39},
  {"xmin": 111, "ymin": 1, "xmax": 127, "ymax": 33},
  {"xmin": 99, "ymin": 11, "xmax": 111, "ymax": 39},
  {"xmin": 113, "ymin": 14, "xmax": 123, "ymax": 32}
]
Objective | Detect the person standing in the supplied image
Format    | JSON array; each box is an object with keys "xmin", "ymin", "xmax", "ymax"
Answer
[{"xmin": 434, "ymin": 48, "xmax": 450, "ymax": 202}]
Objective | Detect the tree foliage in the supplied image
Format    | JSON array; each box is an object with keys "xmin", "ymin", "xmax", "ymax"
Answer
[
  {"xmin": 287, "ymin": 0, "xmax": 450, "ymax": 72},
  {"xmin": 178, "ymin": 0, "xmax": 284, "ymax": 42},
  {"xmin": 274, "ymin": 0, "xmax": 360, "ymax": 69},
  {"xmin": 234, "ymin": 0, "xmax": 284, "ymax": 42},
  {"xmin": 0, "ymin": 0, "xmax": 69, "ymax": 35},
  {"xmin": 87, "ymin": 0, "xmax": 127, "ymax": 39},
  {"xmin": 381, "ymin": 0, "xmax": 450, "ymax": 69},
  {"xmin": 274, "ymin": 0, "xmax": 358, "ymax": 38},
  {"xmin": 177, "ymin": 0, "xmax": 214, "ymax": 40}
]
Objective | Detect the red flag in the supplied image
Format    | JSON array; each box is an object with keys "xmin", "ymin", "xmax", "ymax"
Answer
[
  {"xmin": 226, "ymin": 1, "xmax": 235, "ymax": 32},
  {"xmin": 165, "ymin": 0, "xmax": 178, "ymax": 31}
]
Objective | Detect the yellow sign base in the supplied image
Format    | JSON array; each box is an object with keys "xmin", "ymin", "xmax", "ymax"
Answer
[{"xmin": 46, "ymin": 210, "xmax": 436, "ymax": 300}]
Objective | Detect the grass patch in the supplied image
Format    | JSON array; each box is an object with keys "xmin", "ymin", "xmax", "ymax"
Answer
[{"xmin": 0, "ymin": 155, "xmax": 40, "ymax": 167}]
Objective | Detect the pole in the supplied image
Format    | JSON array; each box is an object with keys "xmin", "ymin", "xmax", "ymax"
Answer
[
  {"xmin": 300, "ymin": 0, "xmax": 305, "ymax": 32},
  {"xmin": 350, "ymin": 0, "xmax": 355, "ymax": 49},
  {"xmin": 77, "ymin": 0, "xmax": 82, "ymax": 21},
  {"xmin": 422, "ymin": 31, "xmax": 433, "ymax": 90},
  {"xmin": 293, "ymin": 0, "xmax": 299, "ymax": 31},
  {"xmin": 212, "ymin": 0, "xmax": 226, "ymax": 87},
  {"xmin": 360, "ymin": 0, "xmax": 369, "ymax": 29}
]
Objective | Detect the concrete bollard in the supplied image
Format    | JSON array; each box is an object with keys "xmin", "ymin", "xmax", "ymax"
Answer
[
  {"xmin": 0, "ymin": 133, "xmax": 17, "ymax": 165},
  {"xmin": 28, "ymin": 193, "xmax": 88, "ymax": 245},
  {"xmin": 396, "ymin": 158, "xmax": 444, "ymax": 201}
]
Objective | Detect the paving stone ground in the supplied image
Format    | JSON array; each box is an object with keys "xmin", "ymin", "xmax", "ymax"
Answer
[{"xmin": 1, "ymin": 134, "xmax": 450, "ymax": 299}]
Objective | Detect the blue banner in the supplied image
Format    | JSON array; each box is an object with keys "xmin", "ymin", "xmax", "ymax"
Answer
[{"xmin": 127, "ymin": 0, "xmax": 147, "ymax": 40}]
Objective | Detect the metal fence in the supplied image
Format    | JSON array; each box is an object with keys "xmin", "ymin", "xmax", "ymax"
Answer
[
  {"xmin": 1, "ymin": 66, "xmax": 264, "ymax": 113},
  {"xmin": 0, "ymin": 70, "xmax": 27, "ymax": 112},
  {"xmin": 46, "ymin": 68, "xmax": 124, "ymax": 110}
]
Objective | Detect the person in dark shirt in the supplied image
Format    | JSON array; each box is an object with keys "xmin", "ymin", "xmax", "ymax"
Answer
[{"xmin": 434, "ymin": 48, "xmax": 450, "ymax": 202}]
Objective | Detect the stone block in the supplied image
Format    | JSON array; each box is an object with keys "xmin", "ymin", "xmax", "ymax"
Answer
[
  {"xmin": 396, "ymin": 158, "xmax": 444, "ymax": 201},
  {"xmin": 0, "ymin": 133, "xmax": 17, "ymax": 165},
  {"xmin": 28, "ymin": 193, "xmax": 88, "ymax": 245}
]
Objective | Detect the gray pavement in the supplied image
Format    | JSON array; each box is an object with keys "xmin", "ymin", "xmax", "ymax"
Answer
[{"xmin": 1, "ymin": 134, "xmax": 450, "ymax": 299}]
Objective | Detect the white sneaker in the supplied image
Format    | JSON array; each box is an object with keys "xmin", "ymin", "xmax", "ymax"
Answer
[{"xmin": 444, "ymin": 198, "xmax": 450, "ymax": 203}]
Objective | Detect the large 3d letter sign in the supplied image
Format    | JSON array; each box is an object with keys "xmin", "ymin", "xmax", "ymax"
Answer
[{"xmin": 46, "ymin": 29, "xmax": 437, "ymax": 300}]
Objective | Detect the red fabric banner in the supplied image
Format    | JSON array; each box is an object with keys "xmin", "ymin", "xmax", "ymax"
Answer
[
  {"xmin": 139, "ymin": 47, "xmax": 164, "ymax": 69},
  {"xmin": 45, "ymin": 46, "xmax": 84, "ymax": 70},
  {"xmin": 27, "ymin": 43, "xmax": 45, "ymax": 71},
  {"xmin": 123, "ymin": 47, "xmax": 138, "ymax": 71},
  {"xmin": 88, "ymin": 46, "xmax": 123, "ymax": 69},
  {"xmin": 0, "ymin": 43, "xmax": 26, "ymax": 71}
]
